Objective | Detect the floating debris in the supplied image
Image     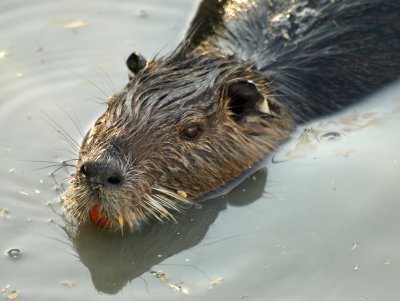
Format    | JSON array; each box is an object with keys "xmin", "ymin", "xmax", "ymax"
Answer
[
  {"xmin": 34, "ymin": 189, "xmax": 40, "ymax": 194},
  {"xmin": 6, "ymin": 291, "xmax": 20, "ymax": 299},
  {"xmin": 1, "ymin": 285, "xmax": 20, "ymax": 299},
  {"xmin": 209, "ymin": 276, "xmax": 224, "ymax": 289},
  {"xmin": 118, "ymin": 215, "xmax": 124, "ymax": 226},
  {"xmin": 0, "ymin": 284, "xmax": 10, "ymax": 293},
  {"xmin": 169, "ymin": 283, "xmax": 189, "ymax": 295},
  {"xmin": 18, "ymin": 191, "xmax": 28, "ymax": 196},
  {"xmin": 1, "ymin": 208, "xmax": 9, "ymax": 219},
  {"xmin": 353, "ymin": 265, "xmax": 359, "ymax": 271},
  {"xmin": 150, "ymin": 270, "xmax": 169, "ymax": 282},
  {"xmin": 351, "ymin": 241, "xmax": 358, "ymax": 250},
  {"xmin": 15, "ymin": 73, "xmax": 23, "ymax": 79},
  {"xmin": 60, "ymin": 280, "xmax": 75, "ymax": 287},
  {"xmin": 63, "ymin": 19, "xmax": 87, "ymax": 30},
  {"xmin": 384, "ymin": 260, "xmax": 391, "ymax": 266},
  {"xmin": 169, "ymin": 284, "xmax": 180, "ymax": 292},
  {"xmin": 8, "ymin": 168, "xmax": 16, "ymax": 173},
  {"xmin": 135, "ymin": 9, "xmax": 148, "ymax": 18},
  {"xmin": 282, "ymin": 31, "xmax": 290, "ymax": 40},
  {"xmin": 0, "ymin": 50, "xmax": 10, "ymax": 58},
  {"xmin": 177, "ymin": 190, "xmax": 188, "ymax": 198}
]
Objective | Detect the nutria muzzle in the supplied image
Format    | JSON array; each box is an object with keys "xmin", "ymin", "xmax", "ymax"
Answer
[{"xmin": 79, "ymin": 161, "xmax": 125, "ymax": 188}]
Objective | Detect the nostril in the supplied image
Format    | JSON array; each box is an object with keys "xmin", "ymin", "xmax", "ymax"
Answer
[
  {"xmin": 107, "ymin": 175, "xmax": 123, "ymax": 186},
  {"xmin": 80, "ymin": 163, "xmax": 88, "ymax": 176}
]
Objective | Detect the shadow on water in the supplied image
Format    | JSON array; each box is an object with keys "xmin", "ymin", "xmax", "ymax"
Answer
[{"xmin": 62, "ymin": 168, "xmax": 267, "ymax": 294}]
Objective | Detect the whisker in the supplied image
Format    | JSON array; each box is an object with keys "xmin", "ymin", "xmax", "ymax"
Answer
[
  {"xmin": 69, "ymin": 70, "xmax": 110, "ymax": 99},
  {"xmin": 53, "ymin": 148, "xmax": 79, "ymax": 159},
  {"xmin": 141, "ymin": 198, "xmax": 164, "ymax": 221},
  {"xmin": 33, "ymin": 164, "xmax": 75, "ymax": 172},
  {"xmin": 53, "ymin": 174, "xmax": 73, "ymax": 184},
  {"xmin": 84, "ymin": 94, "xmax": 107, "ymax": 105},
  {"xmin": 94, "ymin": 63, "xmax": 117, "ymax": 94},
  {"xmin": 51, "ymin": 171, "xmax": 71, "ymax": 193},
  {"xmin": 55, "ymin": 105, "xmax": 85, "ymax": 138},
  {"xmin": 50, "ymin": 164, "xmax": 74, "ymax": 176},
  {"xmin": 20, "ymin": 159, "xmax": 77, "ymax": 172},
  {"xmin": 153, "ymin": 186, "xmax": 192, "ymax": 205},
  {"xmin": 145, "ymin": 195, "xmax": 168, "ymax": 215},
  {"xmin": 152, "ymin": 194, "xmax": 180, "ymax": 213},
  {"xmin": 42, "ymin": 176, "xmax": 72, "ymax": 191},
  {"xmin": 24, "ymin": 159, "xmax": 78, "ymax": 164},
  {"xmin": 156, "ymin": 263, "xmax": 211, "ymax": 281},
  {"xmin": 38, "ymin": 108, "xmax": 81, "ymax": 151}
]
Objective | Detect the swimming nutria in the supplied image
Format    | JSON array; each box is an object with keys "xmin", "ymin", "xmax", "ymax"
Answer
[{"xmin": 63, "ymin": 0, "xmax": 400, "ymax": 231}]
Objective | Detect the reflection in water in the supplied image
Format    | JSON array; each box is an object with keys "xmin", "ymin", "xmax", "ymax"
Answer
[{"xmin": 63, "ymin": 168, "xmax": 267, "ymax": 294}]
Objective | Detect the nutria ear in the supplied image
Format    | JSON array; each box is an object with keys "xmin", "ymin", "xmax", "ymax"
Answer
[
  {"xmin": 225, "ymin": 79, "xmax": 270, "ymax": 122},
  {"xmin": 126, "ymin": 52, "xmax": 147, "ymax": 79}
]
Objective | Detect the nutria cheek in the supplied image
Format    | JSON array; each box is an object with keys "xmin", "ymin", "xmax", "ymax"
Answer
[{"xmin": 90, "ymin": 204, "xmax": 109, "ymax": 227}]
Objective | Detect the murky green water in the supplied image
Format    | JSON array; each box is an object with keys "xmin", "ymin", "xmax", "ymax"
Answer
[{"xmin": 1, "ymin": 0, "xmax": 400, "ymax": 300}]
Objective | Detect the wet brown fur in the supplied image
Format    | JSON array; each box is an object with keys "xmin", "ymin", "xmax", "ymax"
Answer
[
  {"xmin": 63, "ymin": 54, "xmax": 293, "ymax": 230},
  {"xmin": 63, "ymin": 0, "xmax": 400, "ymax": 231}
]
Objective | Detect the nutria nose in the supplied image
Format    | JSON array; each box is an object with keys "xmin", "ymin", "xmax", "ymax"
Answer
[{"xmin": 79, "ymin": 161, "xmax": 124, "ymax": 187}]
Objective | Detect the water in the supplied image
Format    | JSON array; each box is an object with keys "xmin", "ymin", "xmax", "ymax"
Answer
[{"xmin": 1, "ymin": 0, "xmax": 400, "ymax": 300}]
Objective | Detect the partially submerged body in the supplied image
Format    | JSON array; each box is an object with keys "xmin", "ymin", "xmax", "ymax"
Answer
[{"xmin": 63, "ymin": 0, "xmax": 400, "ymax": 231}]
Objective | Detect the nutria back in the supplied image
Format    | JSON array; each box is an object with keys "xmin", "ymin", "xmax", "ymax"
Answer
[
  {"xmin": 189, "ymin": 0, "xmax": 400, "ymax": 121},
  {"xmin": 63, "ymin": 0, "xmax": 400, "ymax": 231}
]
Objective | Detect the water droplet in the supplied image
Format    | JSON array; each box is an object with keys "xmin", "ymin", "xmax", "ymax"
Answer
[
  {"xmin": 7, "ymin": 248, "xmax": 21, "ymax": 259},
  {"xmin": 319, "ymin": 132, "xmax": 343, "ymax": 142}
]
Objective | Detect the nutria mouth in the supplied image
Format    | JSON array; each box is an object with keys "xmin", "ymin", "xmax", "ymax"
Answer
[{"xmin": 62, "ymin": 0, "xmax": 400, "ymax": 231}]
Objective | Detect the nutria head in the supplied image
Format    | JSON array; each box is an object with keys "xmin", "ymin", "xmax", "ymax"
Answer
[{"xmin": 63, "ymin": 49, "xmax": 294, "ymax": 231}]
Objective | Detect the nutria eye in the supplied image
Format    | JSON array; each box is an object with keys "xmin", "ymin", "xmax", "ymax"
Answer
[{"xmin": 181, "ymin": 124, "xmax": 202, "ymax": 140}]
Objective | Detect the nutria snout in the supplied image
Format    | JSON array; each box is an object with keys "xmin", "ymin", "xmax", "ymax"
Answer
[
  {"xmin": 79, "ymin": 161, "xmax": 124, "ymax": 187},
  {"xmin": 63, "ymin": 0, "xmax": 400, "ymax": 231}
]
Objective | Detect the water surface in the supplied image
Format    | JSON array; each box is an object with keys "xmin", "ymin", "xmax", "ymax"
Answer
[{"xmin": 1, "ymin": 0, "xmax": 400, "ymax": 300}]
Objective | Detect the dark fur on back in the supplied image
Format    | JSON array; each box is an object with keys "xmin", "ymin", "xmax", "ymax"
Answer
[
  {"xmin": 64, "ymin": 0, "xmax": 400, "ymax": 231},
  {"xmin": 189, "ymin": 0, "xmax": 400, "ymax": 121}
]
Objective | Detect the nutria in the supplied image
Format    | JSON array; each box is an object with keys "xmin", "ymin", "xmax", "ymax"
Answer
[{"xmin": 63, "ymin": 0, "xmax": 400, "ymax": 231}]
